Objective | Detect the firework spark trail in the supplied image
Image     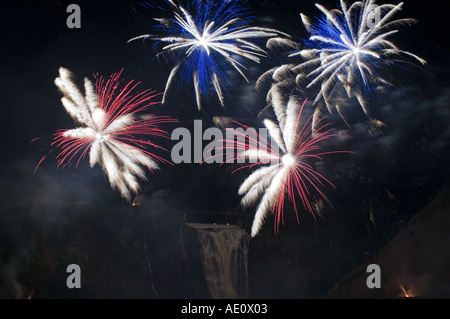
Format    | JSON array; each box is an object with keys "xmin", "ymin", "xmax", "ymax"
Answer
[
  {"xmin": 53, "ymin": 67, "xmax": 177, "ymax": 200},
  {"xmin": 258, "ymin": 0, "xmax": 426, "ymax": 130},
  {"xmin": 222, "ymin": 91, "xmax": 350, "ymax": 237},
  {"xmin": 34, "ymin": 156, "xmax": 47, "ymax": 173},
  {"xmin": 129, "ymin": 0, "xmax": 287, "ymax": 110}
]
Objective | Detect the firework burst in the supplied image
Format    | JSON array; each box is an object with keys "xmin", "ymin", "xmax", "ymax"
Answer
[
  {"xmin": 226, "ymin": 90, "xmax": 348, "ymax": 237},
  {"xmin": 259, "ymin": 0, "xmax": 426, "ymax": 129},
  {"xmin": 53, "ymin": 67, "xmax": 176, "ymax": 200},
  {"xmin": 129, "ymin": 0, "xmax": 286, "ymax": 110}
]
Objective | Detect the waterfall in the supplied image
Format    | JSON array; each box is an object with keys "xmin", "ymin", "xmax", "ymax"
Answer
[{"xmin": 187, "ymin": 223, "xmax": 250, "ymax": 299}]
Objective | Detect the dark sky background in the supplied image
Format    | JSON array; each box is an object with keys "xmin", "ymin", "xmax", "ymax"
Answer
[
  {"xmin": 1, "ymin": 0, "xmax": 450, "ymax": 300},
  {"xmin": 1, "ymin": 0, "xmax": 449, "ymax": 169}
]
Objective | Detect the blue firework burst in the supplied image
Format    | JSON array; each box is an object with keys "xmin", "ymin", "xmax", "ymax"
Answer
[{"xmin": 129, "ymin": 0, "xmax": 285, "ymax": 110}]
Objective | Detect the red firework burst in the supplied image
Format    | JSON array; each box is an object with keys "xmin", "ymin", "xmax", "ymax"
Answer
[
  {"xmin": 222, "ymin": 97, "xmax": 350, "ymax": 236},
  {"xmin": 51, "ymin": 67, "xmax": 177, "ymax": 200}
]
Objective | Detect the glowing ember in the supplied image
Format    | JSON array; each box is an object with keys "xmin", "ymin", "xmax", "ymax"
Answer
[{"xmin": 399, "ymin": 284, "xmax": 415, "ymax": 298}]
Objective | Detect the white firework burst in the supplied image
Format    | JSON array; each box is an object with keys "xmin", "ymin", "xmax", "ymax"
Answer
[
  {"xmin": 129, "ymin": 0, "xmax": 286, "ymax": 110},
  {"xmin": 53, "ymin": 67, "xmax": 175, "ymax": 200},
  {"xmin": 230, "ymin": 90, "xmax": 343, "ymax": 237},
  {"xmin": 258, "ymin": 0, "xmax": 426, "ymax": 129}
]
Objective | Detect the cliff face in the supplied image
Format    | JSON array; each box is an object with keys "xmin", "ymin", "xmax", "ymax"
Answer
[{"xmin": 326, "ymin": 185, "xmax": 450, "ymax": 299}]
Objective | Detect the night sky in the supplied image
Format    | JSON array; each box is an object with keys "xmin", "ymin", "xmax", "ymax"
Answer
[{"xmin": 1, "ymin": 0, "xmax": 450, "ymax": 301}]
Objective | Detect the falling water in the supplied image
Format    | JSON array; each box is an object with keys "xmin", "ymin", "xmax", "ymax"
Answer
[{"xmin": 187, "ymin": 223, "xmax": 250, "ymax": 299}]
